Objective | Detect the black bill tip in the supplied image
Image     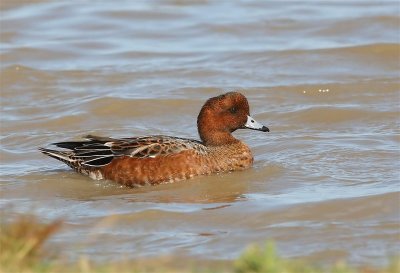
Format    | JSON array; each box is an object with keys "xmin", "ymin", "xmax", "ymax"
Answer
[{"xmin": 261, "ymin": 126, "xmax": 270, "ymax": 132}]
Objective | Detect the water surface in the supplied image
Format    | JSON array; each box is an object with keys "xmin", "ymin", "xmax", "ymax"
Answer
[{"xmin": 1, "ymin": 0, "xmax": 399, "ymax": 266}]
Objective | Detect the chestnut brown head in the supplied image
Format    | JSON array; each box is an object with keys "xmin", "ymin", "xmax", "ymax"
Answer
[{"xmin": 197, "ymin": 92, "xmax": 269, "ymax": 146}]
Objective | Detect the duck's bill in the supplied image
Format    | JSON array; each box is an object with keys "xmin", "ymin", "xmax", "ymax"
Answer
[{"xmin": 243, "ymin": 115, "xmax": 269, "ymax": 132}]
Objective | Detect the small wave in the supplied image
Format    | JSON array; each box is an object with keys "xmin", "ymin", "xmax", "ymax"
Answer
[{"xmin": 279, "ymin": 106, "xmax": 398, "ymax": 125}]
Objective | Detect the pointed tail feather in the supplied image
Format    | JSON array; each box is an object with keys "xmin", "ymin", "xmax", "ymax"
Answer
[
  {"xmin": 39, "ymin": 145, "xmax": 114, "ymax": 168},
  {"xmin": 38, "ymin": 147, "xmax": 79, "ymax": 169}
]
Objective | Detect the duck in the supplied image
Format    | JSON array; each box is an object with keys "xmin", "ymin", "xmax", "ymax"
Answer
[{"xmin": 39, "ymin": 92, "xmax": 269, "ymax": 187}]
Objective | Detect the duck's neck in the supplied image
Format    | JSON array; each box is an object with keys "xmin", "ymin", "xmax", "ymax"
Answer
[{"xmin": 199, "ymin": 130, "xmax": 239, "ymax": 146}]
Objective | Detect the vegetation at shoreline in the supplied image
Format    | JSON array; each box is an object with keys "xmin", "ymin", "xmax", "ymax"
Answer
[{"xmin": 0, "ymin": 215, "xmax": 398, "ymax": 273}]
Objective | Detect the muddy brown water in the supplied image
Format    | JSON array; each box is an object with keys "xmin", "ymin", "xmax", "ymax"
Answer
[{"xmin": 1, "ymin": 0, "xmax": 399, "ymax": 266}]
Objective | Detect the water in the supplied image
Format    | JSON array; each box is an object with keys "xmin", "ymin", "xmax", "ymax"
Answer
[{"xmin": 1, "ymin": 0, "xmax": 399, "ymax": 266}]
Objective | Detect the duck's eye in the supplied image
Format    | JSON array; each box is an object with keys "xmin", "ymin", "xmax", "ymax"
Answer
[{"xmin": 229, "ymin": 107, "xmax": 237, "ymax": 114}]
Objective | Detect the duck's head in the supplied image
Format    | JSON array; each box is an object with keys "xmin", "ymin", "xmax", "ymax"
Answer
[{"xmin": 197, "ymin": 92, "xmax": 269, "ymax": 146}]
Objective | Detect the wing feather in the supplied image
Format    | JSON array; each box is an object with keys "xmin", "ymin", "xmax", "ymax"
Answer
[{"xmin": 43, "ymin": 135, "xmax": 207, "ymax": 167}]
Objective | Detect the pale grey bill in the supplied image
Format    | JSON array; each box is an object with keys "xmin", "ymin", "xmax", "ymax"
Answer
[{"xmin": 244, "ymin": 115, "xmax": 269, "ymax": 132}]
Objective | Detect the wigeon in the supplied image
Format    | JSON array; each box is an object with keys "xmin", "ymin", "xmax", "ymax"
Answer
[{"xmin": 39, "ymin": 92, "xmax": 269, "ymax": 187}]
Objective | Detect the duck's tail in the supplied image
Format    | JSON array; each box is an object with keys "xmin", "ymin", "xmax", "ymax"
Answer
[
  {"xmin": 39, "ymin": 135, "xmax": 116, "ymax": 166},
  {"xmin": 39, "ymin": 146, "xmax": 107, "ymax": 180},
  {"xmin": 38, "ymin": 147, "xmax": 80, "ymax": 170}
]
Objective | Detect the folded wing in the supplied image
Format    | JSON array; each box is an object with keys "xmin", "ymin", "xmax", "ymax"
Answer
[{"xmin": 39, "ymin": 135, "xmax": 207, "ymax": 168}]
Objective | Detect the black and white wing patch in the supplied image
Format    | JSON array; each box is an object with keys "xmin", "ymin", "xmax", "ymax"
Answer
[{"xmin": 39, "ymin": 135, "xmax": 207, "ymax": 168}]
